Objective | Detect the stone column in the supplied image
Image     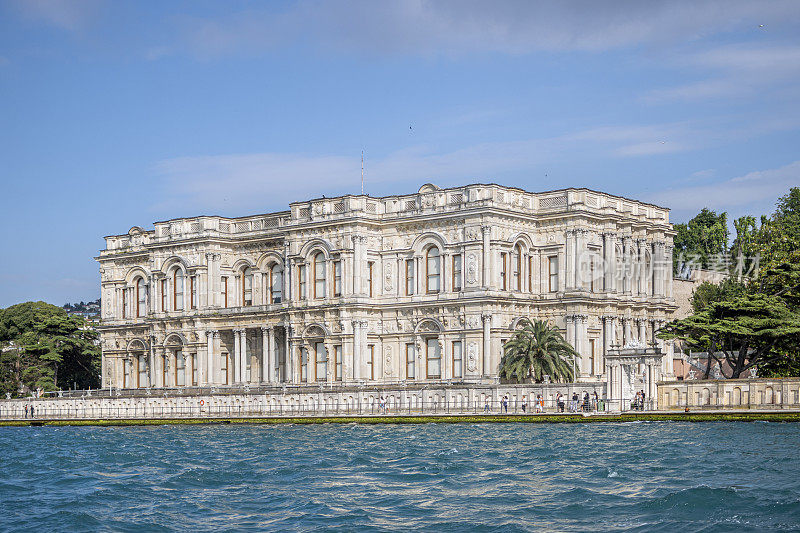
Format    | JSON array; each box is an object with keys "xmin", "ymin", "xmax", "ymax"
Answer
[
  {"xmin": 482, "ymin": 313, "xmax": 492, "ymax": 378},
  {"xmin": 240, "ymin": 329, "xmax": 249, "ymax": 383},
  {"xmin": 653, "ymin": 242, "xmax": 664, "ymax": 297},
  {"xmin": 206, "ymin": 330, "xmax": 215, "ymax": 385},
  {"xmin": 352, "ymin": 320, "xmax": 361, "ymax": 380},
  {"xmin": 602, "ymin": 316, "xmax": 613, "ymax": 365},
  {"xmin": 565, "ymin": 229, "xmax": 575, "ymax": 290},
  {"xmin": 637, "ymin": 319, "xmax": 646, "ymax": 344},
  {"xmin": 353, "ymin": 235, "xmax": 363, "ymax": 296},
  {"xmin": 565, "ymin": 315, "xmax": 576, "ymax": 352},
  {"xmin": 623, "ymin": 318, "xmax": 631, "ymax": 346},
  {"xmin": 261, "ymin": 327, "xmax": 270, "ymax": 383},
  {"xmin": 638, "ymin": 239, "xmax": 648, "ymax": 296},
  {"xmin": 666, "ymin": 246, "xmax": 674, "ymax": 298},
  {"xmin": 284, "ymin": 254, "xmax": 293, "ymax": 303},
  {"xmin": 285, "ymin": 325, "xmax": 293, "ymax": 383},
  {"xmin": 603, "ymin": 232, "xmax": 614, "ymax": 292},
  {"xmin": 233, "ymin": 329, "xmax": 241, "ymax": 383},
  {"xmin": 578, "ymin": 315, "xmax": 589, "ymax": 377},
  {"xmin": 576, "ymin": 230, "xmax": 586, "ymax": 291},
  {"xmin": 205, "ymin": 253, "xmax": 215, "ymax": 307},
  {"xmin": 482, "ymin": 225, "xmax": 492, "ymax": 288}
]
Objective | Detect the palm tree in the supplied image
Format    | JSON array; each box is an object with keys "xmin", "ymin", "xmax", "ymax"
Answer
[{"xmin": 499, "ymin": 318, "xmax": 577, "ymax": 383}]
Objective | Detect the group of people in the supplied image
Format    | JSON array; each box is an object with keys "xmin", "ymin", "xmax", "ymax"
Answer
[
  {"xmin": 556, "ymin": 391, "xmax": 601, "ymax": 413},
  {"xmin": 632, "ymin": 390, "xmax": 648, "ymax": 411},
  {"xmin": 23, "ymin": 404, "xmax": 35, "ymax": 419}
]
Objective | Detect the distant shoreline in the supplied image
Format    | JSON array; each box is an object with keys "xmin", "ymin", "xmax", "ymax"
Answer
[{"xmin": 3, "ymin": 411, "xmax": 800, "ymax": 427}]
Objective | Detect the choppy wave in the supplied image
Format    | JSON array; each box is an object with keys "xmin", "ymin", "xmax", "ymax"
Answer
[{"xmin": 1, "ymin": 422, "xmax": 799, "ymax": 531}]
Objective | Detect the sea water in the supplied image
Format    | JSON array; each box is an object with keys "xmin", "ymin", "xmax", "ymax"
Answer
[{"xmin": 1, "ymin": 422, "xmax": 799, "ymax": 531}]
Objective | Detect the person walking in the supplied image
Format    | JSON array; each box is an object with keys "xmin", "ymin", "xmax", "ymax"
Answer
[
  {"xmin": 24, "ymin": 404, "xmax": 28, "ymax": 419},
  {"xmin": 583, "ymin": 392, "xmax": 590, "ymax": 412},
  {"xmin": 484, "ymin": 399, "xmax": 490, "ymax": 413},
  {"xmin": 592, "ymin": 391, "xmax": 599, "ymax": 411},
  {"xmin": 503, "ymin": 395, "xmax": 509, "ymax": 413},
  {"xmin": 30, "ymin": 404, "xmax": 35, "ymax": 419},
  {"xmin": 535, "ymin": 394, "xmax": 544, "ymax": 413},
  {"xmin": 557, "ymin": 392, "xmax": 565, "ymax": 413},
  {"xmin": 521, "ymin": 396, "xmax": 527, "ymax": 413}
]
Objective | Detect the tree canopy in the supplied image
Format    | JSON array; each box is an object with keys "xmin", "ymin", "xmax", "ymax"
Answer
[
  {"xmin": 673, "ymin": 208, "xmax": 728, "ymax": 274},
  {"xmin": 499, "ymin": 319, "xmax": 576, "ymax": 383},
  {"xmin": 0, "ymin": 301, "xmax": 100, "ymax": 397},
  {"xmin": 663, "ymin": 187, "xmax": 800, "ymax": 378}
]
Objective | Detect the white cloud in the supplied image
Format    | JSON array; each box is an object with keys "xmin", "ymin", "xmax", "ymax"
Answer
[
  {"xmin": 169, "ymin": 0, "xmax": 800, "ymax": 59},
  {"xmin": 9, "ymin": 0, "xmax": 103, "ymax": 31},
  {"xmin": 645, "ymin": 44, "xmax": 800, "ymax": 102},
  {"xmin": 646, "ymin": 160, "xmax": 800, "ymax": 221}
]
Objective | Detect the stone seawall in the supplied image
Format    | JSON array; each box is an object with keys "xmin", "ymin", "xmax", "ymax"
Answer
[
  {"xmin": 0, "ymin": 382, "xmax": 607, "ymax": 420},
  {"xmin": 658, "ymin": 378, "xmax": 800, "ymax": 409}
]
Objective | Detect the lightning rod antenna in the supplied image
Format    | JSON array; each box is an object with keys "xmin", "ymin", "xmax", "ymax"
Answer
[{"xmin": 361, "ymin": 149, "xmax": 364, "ymax": 195}]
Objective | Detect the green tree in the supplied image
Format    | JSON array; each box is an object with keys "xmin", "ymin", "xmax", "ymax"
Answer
[
  {"xmin": 0, "ymin": 301, "xmax": 100, "ymax": 396},
  {"xmin": 659, "ymin": 293, "xmax": 800, "ymax": 379},
  {"xmin": 499, "ymin": 319, "xmax": 576, "ymax": 383},
  {"xmin": 756, "ymin": 187, "xmax": 800, "ymax": 272},
  {"xmin": 673, "ymin": 208, "xmax": 729, "ymax": 274}
]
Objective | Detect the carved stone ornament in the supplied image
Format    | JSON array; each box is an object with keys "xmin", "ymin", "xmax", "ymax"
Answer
[
  {"xmin": 467, "ymin": 342, "xmax": 478, "ymax": 372},
  {"xmin": 384, "ymin": 262, "xmax": 393, "ymax": 292},
  {"xmin": 384, "ymin": 346, "xmax": 392, "ymax": 375},
  {"xmin": 466, "ymin": 253, "xmax": 478, "ymax": 285},
  {"xmin": 467, "ymin": 315, "xmax": 480, "ymax": 329}
]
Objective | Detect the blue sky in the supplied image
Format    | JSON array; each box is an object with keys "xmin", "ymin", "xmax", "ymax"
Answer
[{"xmin": 1, "ymin": 0, "xmax": 799, "ymax": 307}]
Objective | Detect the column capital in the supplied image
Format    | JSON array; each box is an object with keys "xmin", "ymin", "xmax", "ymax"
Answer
[
  {"xmin": 481, "ymin": 313, "xmax": 492, "ymax": 322},
  {"xmin": 481, "ymin": 225, "xmax": 492, "ymax": 235}
]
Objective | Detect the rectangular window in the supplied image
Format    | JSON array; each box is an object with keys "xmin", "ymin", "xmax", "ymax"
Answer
[
  {"xmin": 333, "ymin": 261, "xmax": 342, "ymax": 297},
  {"xmin": 512, "ymin": 253, "xmax": 520, "ymax": 291},
  {"xmin": 121, "ymin": 288, "xmax": 127, "ymax": 319},
  {"xmin": 300, "ymin": 348, "xmax": 308, "ymax": 382},
  {"xmin": 270, "ymin": 267, "xmax": 282, "ymax": 304},
  {"xmin": 176, "ymin": 351, "xmax": 185, "ymax": 387},
  {"xmin": 426, "ymin": 250, "xmax": 440, "ymax": 293},
  {"xmin": 452, "ymin": 254, "xmax": 462, "ymax": 292},
  {"xmin": 191, "ymin": 353, "xmax": 197, "ymax": 386},
  {"xmin": 590, "ymin": 258, "xmax": 595, "ymax": 293},
  {"xmin": 160, "ymin": 279, "xmax": 167, "ymax": 312},
  {"xmin": 452, "ymin": 341, "xmax": 463, "ymax": 379},
  {"xmin": 334, "ymin": 345, "xmax": 342, "ymax": 381},
  {"xmin": 426, "ymin": 338, "xmax": 441, "ymax": 379},
  {"xmin": 500, "ymin": 252, "xmax": 508, "ymax": 290},
  {"xmin": 406, "ymin": 343, "xmax": 415, "ymax": 379},
  {"xmin": 174, "ymin": 272, "xmax": 184, "ymax": 311},
  {"xmin": 529, "ymin": 256, "xmax": 534, "ymax": 293},
  {"xmin": 313, "ymin": 257, "xmax": 325, "ymax": 299},
  {"xmin": 589, "ymin": 339, "xmax": 596, "ymax": 376},
  {"xmin": 315, "ymin": 342, "xmax": 327, "ymax": 382},
  {"xmin": 190, "ymin": 276, "xmax": 197, "ymax": 309},
  {"xmin": 243, "ymin": 272, "xmax": 253, "ymax": 306},
  {"xmin": 298, "ymin": 264, "xmax": 307, "ymax": 299},
  {"xmin": 367, "ymin": 345, "xmax": 375, "ymax": 380},
  {"xmin": 367, "ymin": 262, "xmax": 374, "ymax": 298},
  {"xmin": 548, "ymin": 256, "xmax": 559, "ymax": 293},
  {"xmin": 222, "ymin": 277, "xmax": 229, "ymax": 308},
  {"xmin": 137, "ymin": 282, "xmax": 146, "ymax": 318},
  {"xmin": 406, "ymin": 259, "xmax": 415, "ymax": 295},
  {"xmin": 220, "ymin": 353, "xmax": 228, "ymax": 385}
]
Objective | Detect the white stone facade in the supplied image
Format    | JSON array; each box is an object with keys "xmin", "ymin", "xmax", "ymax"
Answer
[{"xmin": 96, "ymin": 183, "xmax": 676, "ymax": 390}]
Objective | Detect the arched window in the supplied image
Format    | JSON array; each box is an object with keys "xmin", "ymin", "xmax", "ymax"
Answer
[
  {"xmin": 270, "ymin": 264, "xmax": 283, "ymax": 304},
  {"xmin": 426, "ymin": 247, "xmax": 440, "ymax": 294},
  {"xmin": 242, "ymin": 267, "xmax": 253, "ymax": 306},
  {"xmin": 313, "ymin": 252, "xmax": 326, "ymax": 299},
  {"xmin": 136, "ymin": 278, "xmax": 146, "ymax": 318},
  {"xmin": 173, "ymin": 269, "xmax": 184, "ymax": 311},
  {"xmin": 511, "ymin": 244, "xmax": 522, "ymax": 291}
]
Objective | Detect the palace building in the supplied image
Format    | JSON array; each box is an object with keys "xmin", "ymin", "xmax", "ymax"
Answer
[{"xmin": 96, "ymin": 183, "xmax": 676, "ymax": 390}]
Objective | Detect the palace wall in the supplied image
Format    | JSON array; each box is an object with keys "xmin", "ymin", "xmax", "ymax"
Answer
[{"xmin": 97, "ymin": 183, "xmax": 676, "ymax": 391}]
